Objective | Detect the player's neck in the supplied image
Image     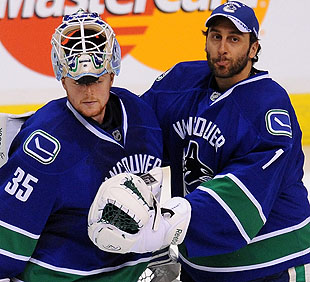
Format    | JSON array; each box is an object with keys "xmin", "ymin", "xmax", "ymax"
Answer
[{"xmin": 215, "ymin": 62, "xmax": 253, "ymax": 92}]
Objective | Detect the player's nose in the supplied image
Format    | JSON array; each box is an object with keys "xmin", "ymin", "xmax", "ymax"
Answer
[
  {"xmin": 218, "ymin": 39, "xmax": 228, "ymax": 55},
  {"xmin": 84, "ymin": 85, "xmax": 94, "ymax": 96}
]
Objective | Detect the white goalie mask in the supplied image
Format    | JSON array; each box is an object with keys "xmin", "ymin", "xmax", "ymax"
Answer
[{"xmin": 51, "ymin": 9, "xmax": 121, "ymax": 81}]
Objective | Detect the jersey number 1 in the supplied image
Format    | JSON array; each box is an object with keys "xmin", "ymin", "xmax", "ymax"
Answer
[{"xmin": 4, "ymin": 167, "xmax": 38, "ymax": 202}]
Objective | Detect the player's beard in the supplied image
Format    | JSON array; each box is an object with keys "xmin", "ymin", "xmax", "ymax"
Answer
[{"xmin": 207, "ymin": 47, "xmax": 250, "ymax": 78}]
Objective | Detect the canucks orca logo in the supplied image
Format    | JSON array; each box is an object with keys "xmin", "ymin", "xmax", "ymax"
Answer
[{"xmin": 183, "ymin": 140, "xmax": 214, "ymax": 186}]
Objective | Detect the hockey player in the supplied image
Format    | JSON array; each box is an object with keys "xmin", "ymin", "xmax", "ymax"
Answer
[
  {"xmin": 0, "ymin": 10, "xmax": 162, "ymax": 281},
  {"xmin": 140, "ymin": 1, "xmax": 310, "ymax": 281}
]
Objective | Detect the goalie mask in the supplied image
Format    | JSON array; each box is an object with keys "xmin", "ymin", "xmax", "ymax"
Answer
[{"xmin": 51, "ymin": 9, "xmax": 121, "ymax": 81}]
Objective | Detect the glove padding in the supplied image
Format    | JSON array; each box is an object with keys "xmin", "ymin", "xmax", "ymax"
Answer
[
  {"xmin": 139, "ymin": 167, "xmax": 163, "ymax": 202},
  {"xmin": 88, "ymin": 169, "xmax": 191, "ymax": 254}
]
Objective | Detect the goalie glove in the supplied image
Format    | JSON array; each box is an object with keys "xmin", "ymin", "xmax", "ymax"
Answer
[
  {"xmin": 0, "ymin": 112, "xmax": 34, "ymax": 168},
  {"xmin": 88, "ymin": 170, "xmax": 191, "ymax": 254},
  {"xmin": 140, "ymin": 166, "xmax": 163, "ymax": 202}
]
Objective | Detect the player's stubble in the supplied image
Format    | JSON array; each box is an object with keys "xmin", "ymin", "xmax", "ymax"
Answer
[{"xmin": 206, "ymin": 46, "xmax": 251, "ymax": 79}]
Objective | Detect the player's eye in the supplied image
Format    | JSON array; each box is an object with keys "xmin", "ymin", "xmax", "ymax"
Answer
[
  {"xmin": 211, "ymin": 33, "xmax": 221, "ymax": 40},
  {"xmin": 231, "ymin": 37, "xmax": 239, "ymax": 43}
]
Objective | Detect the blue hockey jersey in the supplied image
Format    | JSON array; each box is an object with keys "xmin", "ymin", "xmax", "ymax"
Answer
[
  {"xmin": 142, "ymin": 61, "xmax": 310, "ymax": 281},
  {"xmin": 0, "ymin": 87, "xmax": 162, "ymax": 281}
]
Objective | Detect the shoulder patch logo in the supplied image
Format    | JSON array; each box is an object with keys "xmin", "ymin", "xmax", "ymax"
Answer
[
  {"xmin": 265, "ymin": 109, "xmax": 292, "ymax": 138},
  {"xmin": 23, "ymin": 130, "xmax": 61, "ymax": 164}
]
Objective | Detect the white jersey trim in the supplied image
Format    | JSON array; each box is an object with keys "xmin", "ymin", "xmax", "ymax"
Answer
[
  {"xmin": 198, "ymin": 173, "xmax": 266, "ymax": 241},
  {"xmin": 0, "ymin": 248, "xmax": 30, "ymax": 262},
  {"xmin": 0, "ymin": 220, "xmax": 40, "ymax": 239},
  {"xmin": 28, "ymin": 256, "xmax": 151, "ymax": 276},
  {"xmin": 210, "ymin": 73, "xmax": 270, "ymax": 106},
  {"xmin": 306, "ymin": 264, "xmax": 310, "ymax": 281},
  {"xmin": 179, "ymin": 247, "xmax": 310, "ymax": 272},
  {"xmin": 251, "ymin": 216, "xmax": 310, "ymax": 244},
  {"xmin": 120, "ymin": 97, "xmax": 128, "ymax": 145},
  {"xmin": 214, "ymin": 173, "xmax": 267, "ymax": 224},
  {"xmin": 66, "ymin": 99, "xmax": 127, "ymax": 148},
  {"xmin": 198, "ymin": 186, "xmax": 251, "ymax": 243}
]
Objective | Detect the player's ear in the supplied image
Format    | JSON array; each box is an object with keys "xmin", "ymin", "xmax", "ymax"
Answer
[
  {"xmin": 110, "ymin": 73, "xmax": 115, "ymax": 86},
  {"xmin": 205, "ymin": 39, "xmax": 208, "ymax": 54},
  {"xmin": 249, "ymin": 40, "xmax": 259, "ymax": 60},
  {"xmin": 203, "ymin": 30, "xmax": 209, "ymax": 54},
  {"xmin": 61, "ymin": 77, "xmax": 67, "ymax": 90},
  {"xmin": 61, "ymin": 78, "xmax": 67, "ymax": 91}
]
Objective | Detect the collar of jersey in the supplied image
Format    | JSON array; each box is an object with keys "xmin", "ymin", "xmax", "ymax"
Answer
[
  {"xmin": 66, "ymin": 99, "xmax": 128, "ymax": 148},
  {"xmin": 210, "ymin": 71, "xmax": 269, "ymax": 106}
]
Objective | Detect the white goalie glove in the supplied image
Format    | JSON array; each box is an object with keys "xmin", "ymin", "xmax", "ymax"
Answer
[
  {"xmin": 0, "ymin": 112, "xmax": 34, "ymax": 168},
  {"xmin": 88, "ymin": 168, "xmax": 191, "ymax": 254}
]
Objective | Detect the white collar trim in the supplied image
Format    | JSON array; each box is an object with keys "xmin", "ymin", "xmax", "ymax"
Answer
[
  {"xmin": 210, "ymin": 73, "xmax": 270, "ymax": 106},
  {"xmin": 66, "ymin": 98, "xmax": 127, "ymax": 148}
]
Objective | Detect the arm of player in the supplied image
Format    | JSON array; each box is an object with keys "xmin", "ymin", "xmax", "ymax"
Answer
[{"xmin": 87, "ymin": 169, "xmax": 191, "ymax": 254}]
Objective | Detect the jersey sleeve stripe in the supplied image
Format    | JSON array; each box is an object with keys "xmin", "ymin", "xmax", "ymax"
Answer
[
  {"xmin": 0, "ymin": 225, "xmax": 38, "ymax": 257},
  {"xmin": 251, "ymin": 217, "xmax": 310, "ymax": 243},
  {"xmin": 216, "ymin": 173, "xmax": 266, "ymax": 223},
  {"xmin": 14, "ymin": 257, "xmax": 150, "ymax": 281},
  {"xmin": 178, "ymin": 220, "xmax": 310, "ymax": 270},
  {"xmin": 199, "ymin": 174, "xmax": 265, "ymax": 239},
  {"xmin": 0, "ymin": 220, "xmax": 40, "ymax": 239},
  {"xmin": 179, "ymin": 247, "xmax": 310, "ymax": 272},
  {"xmin": 197, "ymin": 186, "xmax": 251, "ymax": 243},
  {"xmin": 0, "ymin": 248, "xmax": 30, "ymax": 262}
]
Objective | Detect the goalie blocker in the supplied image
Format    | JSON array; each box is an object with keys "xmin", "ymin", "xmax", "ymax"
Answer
[{"xmin": 88, "ymin": 168, "xmax": 191, "ymax": 254}]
